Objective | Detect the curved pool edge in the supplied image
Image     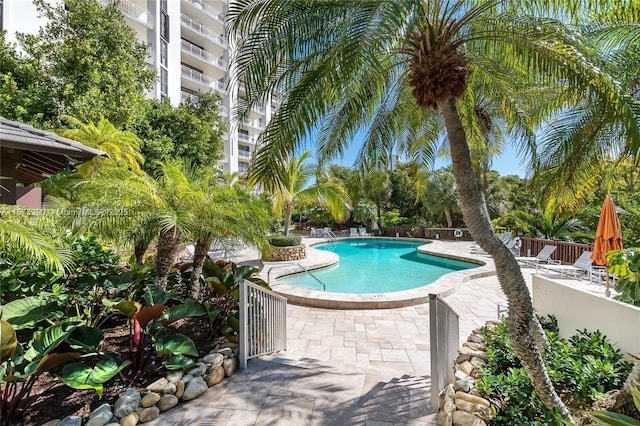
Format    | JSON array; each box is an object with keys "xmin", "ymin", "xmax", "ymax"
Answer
[{"xmin": 265, "ymin": 238, "xmax": 496, "ymax": 309}]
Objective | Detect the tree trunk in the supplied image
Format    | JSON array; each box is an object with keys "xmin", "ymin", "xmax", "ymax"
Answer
[
  {"xmin": 614, "ymin": 360, "xmax": 640, "ymax": 413},
  {"xmin": 437, "ymin": 96, "xmax": 572, "ymax": 419},
  {"xmin": 444, "ymin": 209, "xmax": 453, "ymax": 228},
  {"xmin": 155, "ymin": 227, "xmax": 183, "ymax": 291},
  {"xmin": 189, "ymin": 234, "xmax": 213, "ymax": 301},
  {"xmin": 134, "ymin": 239, "xmax": 149, "ymax": 267},
  {"xmin": 283, "ymin": 203, "xmax": 292, "ymax": 236},
  {"xmin": 376, "ymin": 202, "xmax": 382, "ymax": 234}
]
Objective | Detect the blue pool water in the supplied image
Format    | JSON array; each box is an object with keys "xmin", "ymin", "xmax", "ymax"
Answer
[{"xmin": 280, "ymin": 239, "xmax": 478, "ymax": 293}]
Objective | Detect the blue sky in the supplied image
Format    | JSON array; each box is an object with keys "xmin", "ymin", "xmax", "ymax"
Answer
[{"xmin": 322, "ymin": 137, "xmax": 529, "ymax": 178}]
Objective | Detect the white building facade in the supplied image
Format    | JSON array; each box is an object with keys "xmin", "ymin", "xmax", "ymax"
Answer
[{"xmin": 2, "ymin": 0, "xmax": 272, "ymax": 175}]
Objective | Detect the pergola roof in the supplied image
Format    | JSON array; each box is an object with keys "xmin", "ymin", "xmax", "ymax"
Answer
[{"xmin": 0, "ymin": 117, "xmax": 106, "ymax": 185}]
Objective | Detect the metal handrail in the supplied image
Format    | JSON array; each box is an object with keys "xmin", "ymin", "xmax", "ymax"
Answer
[{"xmin": 267, "ymin": 262, "xmax": 326, "ymax": 291}]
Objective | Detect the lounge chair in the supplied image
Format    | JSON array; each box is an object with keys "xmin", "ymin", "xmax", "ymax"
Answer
[
  {"xmin": 322, "ymin": 227, "xmax": 336, "ymax": 238},
  {"xmin": 358, "ymin": 227, "xmax": 370, "ymax": 237},
  {"xmin": 536, "ymin": 251, "xmax": 600, "ymax": 282},
  {"xmin": 472, "ymin": 234, "xmax": 518, "ymax": 256},
  {"xmin": 515, "ymin": 245, "xmax": 557, "ymax": 267},
  {"xmin": 310, "ymin": 227, "xmax": 320, "ymax": 237},
  {"xmin": 349, "ymin": 227, "xmax": 359, "ymax": 237}
]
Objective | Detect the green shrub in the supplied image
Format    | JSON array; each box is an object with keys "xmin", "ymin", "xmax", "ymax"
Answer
[
  {"xmin": 477, "ymin": 316, "xmax": 632, "ymax": 425},
  {"xmin": 268, "ymin": 235, "xmax": 302, "ymax": 247}
]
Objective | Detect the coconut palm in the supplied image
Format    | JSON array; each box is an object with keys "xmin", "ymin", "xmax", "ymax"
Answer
[
  {"xmin": 229, "ymin": 0, "xmax": 640, "ymax": 416},
  {"xmin": 423, "ymin": 168, "xmax": 460, "ymax": 228},
  {"xmin": 257, "ymin": 150, "xmax": 350, "ymax": 236}
]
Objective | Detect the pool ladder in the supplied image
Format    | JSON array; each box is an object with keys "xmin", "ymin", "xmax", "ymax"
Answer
[{"xmin": 267, "ymin": 262, "xmax": 326, "ymax": 291}]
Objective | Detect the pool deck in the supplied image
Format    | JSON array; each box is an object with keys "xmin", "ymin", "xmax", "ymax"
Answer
[{"xmin": 150, "ymin": 238, "xmax": 525, "ymax": 425}]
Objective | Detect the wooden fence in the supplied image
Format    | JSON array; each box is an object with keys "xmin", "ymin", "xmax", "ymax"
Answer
[{"xmin": 518, "ymin": 237, "xmax": 593, "ymax": 265}]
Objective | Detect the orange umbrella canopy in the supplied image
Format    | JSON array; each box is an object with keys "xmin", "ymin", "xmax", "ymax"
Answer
[{"xmin": 591, "ymin": 196, "xmax": 623, "ymax": 266}]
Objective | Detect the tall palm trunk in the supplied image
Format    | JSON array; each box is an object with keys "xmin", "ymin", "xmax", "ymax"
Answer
[
  {"xmin": 444, "ymin": 209, "xmax": 453, "ymax": 228},
  {"xmin": 155, "ymin": 227, "xmax": 183, "ymax": 290},
  {"xmin": 437, "ymin": 97, "xmax": 572, "ymax": 419},
  {"xmin": 283, "ymin": 203, "xmax": 292, "ymax": 236},
  {"xmin": 189, "ymin": 234, "xmax": 213, "ymax": 301}
]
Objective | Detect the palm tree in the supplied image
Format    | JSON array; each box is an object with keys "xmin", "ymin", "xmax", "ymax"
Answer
[
  {"xmin": 423, "ymin": 168, "xmax": 460, "ymax": 228},
  {"xmin": 57, "ymin": 116, "xmax": 144, "ymax": 177},
  {"xmin": 229, "ymin": 0, "xmax": 640, "ymax": 417},
  {"xmin": 255, "ymin": 150, "xmax": 350, "ymax": 236}
]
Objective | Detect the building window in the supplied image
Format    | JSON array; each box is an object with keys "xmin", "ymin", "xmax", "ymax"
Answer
[
  {"xmin": 160, "ymin": 12, "xmax": 169, "ymax": 42},
  {"xmin": 160, "ymin": 67, "xmax": 168, "ymax": 97},
  {"xmin": 160, "ymin": 39, "xmax": 167, "ymax": 67}
]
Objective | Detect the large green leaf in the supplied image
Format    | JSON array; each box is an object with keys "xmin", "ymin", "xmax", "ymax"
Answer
[
  {"xmin": 0, "ymin": 296, "xmax": 56, "ymax": 330},
  {"xmin": 24, "ymin": 321, "xmax": 82, "ymax": 361},
  {"xmin": 67, "ymin": 326, "xmax": 104, "ymax": 351},
  {"xmin": 35, "ymin": 352, "xmax": 82, "ymax": 375},
  {"xmin": 0, "ymin": 320, "xmax": 17, "ymax": 363},
  {"xmin": 159, "ymin": 302, "xmax": 206, "ymax": 327},
  {"xmin": 154, "ymin": 334, "xmax": 198, "ymax": 357},
  {"xmin": 589, "ymin": 411, "xmax": 640, "ymax": 425},
  {"xmin": 60, "ymin": 354, "xmax": 130, "ymax": 398},
  {"xmin": 143, "ymin": 285, "xmax": 168, "ymax": 306},
  {"xmin": 114, "ymin": 300, "xmax": 141, "ymax": 318},
  {"xmin": 162, "ymin": 354, "xmax": 197, "ymax": 370}
]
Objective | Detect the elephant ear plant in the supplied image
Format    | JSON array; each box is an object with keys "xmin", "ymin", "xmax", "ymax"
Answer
[
  {"xmin": 113, "ymin": 285, "xmax": 207, "ymax": 382},
  {"xmin": 0, "ymin": 312, "xmax": 127, "ymax": 426},
  {"xmin": 200, "ymin": 259, "xmax": 271, "ymax": 340}
]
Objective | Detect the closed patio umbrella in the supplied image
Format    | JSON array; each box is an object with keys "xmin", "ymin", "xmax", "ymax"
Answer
[{"xmin": 591, "ymin": 195, "xmax": 623, "ymax": 296}]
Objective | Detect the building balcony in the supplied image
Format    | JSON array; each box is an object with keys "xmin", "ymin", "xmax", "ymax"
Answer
[
  {"xmin": 238, "ymin": 150, "xmax": 252, "ymax": 160},
  {"xmin": 181, "ymin": 40, "xmax": 227, "ymax": 71},
  {"xmin": 183, "ymin": 0, "xmax": 226, "ymax": 26},
  {"xmin": 181, "ymin": 65, "xmax": 213, "ymax": 88},
  {"xmin": 181, "ymin": 14, "xmax": 227, "ymax": 49},
  {"xmin": 240, "ymin": 118, "xmax": 265, "ymax": 130},
  {"xmin": 237, "ymin": 133, "xmax": 257, "ymax": 144},
  {"xmin": 99, "ymin": 0, "xmax": 154, "ymax": 29},
  {"xmin": 181, "ymin": 91, "xmax": 195, "ymax": 103}
]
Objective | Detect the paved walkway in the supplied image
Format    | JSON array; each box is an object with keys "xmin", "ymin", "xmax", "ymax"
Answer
[{"xmin": 151, "ymin": 239, "xmax": 527, "ymax": 425}]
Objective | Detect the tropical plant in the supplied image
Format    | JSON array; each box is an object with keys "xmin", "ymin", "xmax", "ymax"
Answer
[
  {"xmin": 607, "ymin": 248, "xmax": 640, "ymax": 307},
  {"xmin": 228, "ymin": 0, "xmax": 640, "ymax": 417},
  {"xmin": 498, "ymin": 201, "xmax": 586, "ymax": 241},
  {"xmin": 423, "ymin": 168, "xmax": 460, "ymax": 228},
  {"xmin": 255, "ymin": 150, "xmax": 350, "ymax": 236},
  {"xmin": 590, "ymin": 383, "xmax": 640, "ymax": 425},
  {"xmin": 56, "ymin": 116, "xmax": 144, "ymax": 177}
]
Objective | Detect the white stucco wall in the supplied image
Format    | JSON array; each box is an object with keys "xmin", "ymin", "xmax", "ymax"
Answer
[{"xmin": 532, "ymin": 275, "xmax": 640, "ymax": 357}]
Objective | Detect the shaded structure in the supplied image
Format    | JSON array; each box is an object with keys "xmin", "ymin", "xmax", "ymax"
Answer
[{"xmin": 0, "ymin": 117, "xmax": 105, "ymax": 205}]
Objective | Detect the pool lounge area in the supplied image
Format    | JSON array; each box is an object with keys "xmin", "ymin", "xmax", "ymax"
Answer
[{"xmin": 263, "ymin": 238, "xmax": 496, "ymax": 309}]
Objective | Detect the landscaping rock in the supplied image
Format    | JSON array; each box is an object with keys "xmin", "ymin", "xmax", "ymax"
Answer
[
  {"xmin": 206, "ymin": 365, "xmax": 225, "ymax": 386},
  {"xmin": 146, "ymin": 378, "xmax": 168, "ymax": 392},
  {"xmin": 41, "ymin": 420, "xmax": 61, "ymax": 426},
  {"xmin": 455, "ymin": 399, "xmax": 492, "ymax": 422},
  {"xmin": 181, "ymin": 374, "xmax": 194, "ymax": 383},
  {"xmin": 217, "ymin": 347, "xmax": 233, "ymax": 358},
  {"xmin": 182, "ymin": 376, "xmax": 208, "ymax": 400},
  {"xmin": 467, "ymin": 334, "xmax": 484, "ymax": 344},
  {"xmin": 455, "ymin": 392, "xmax": 490, "ymax": 407},
  {"xmin": 220, "ymin": 342, "xmax": 239, "ymax": 349},
  {"xmin": 141, "ymin": 392, "xmax": 161, "ymax": 408},
  {"xmin": 443, "ymin": 384, "xmax": 456, "ymax": 414},
  {"xmin": 163, "ymin": 382, "xmax": 177, "ymax": 394},
  {"xmin": 158, "ymin": 394, "xmax": 179, "ymax": 412},
  {"xmin": 86, "ymin": 403, "xmax": 113, "ymax": 426},
  {"xmin": 459, "ymin": 361, "xmax": 474, "ymax": 376},
  {"xmin": 58, "ymin": 416, "xmax": 82, "ymax": 426},
  {"xmin": 113, "ymin": 389, "xmax": 141, "ymax": 418},
  {"xmin": 187, "ymin": 366, "xmax": 207, "ymax": 377},
  {"xmin": 118, "ymin": 412, "xmax": 139, "ymax": 426},
  {"xmin": 166, "ymin": 371, "xmax": 182, "ymax": 384},
  {"xmin": 463, "ymin": 341, "xmax": 485, "ymax": 352},
  {"xmin": 454, "ymin": 376, "xmax": 474, "ymax": 393},
  {"xmin": 452, "ymin": 410, "xmax": 486, "ymax": 426},
  {"xmin": 175, "ymin": 380, "xmax": 186, "ymax": 399},
  {"xmin": 202, "ymin": 353, "xmax": 224, "ymax": 366},
  {"xmin": 138, "ymin": 407, "xmax": 160, "ymax": 423},
  {"xmin": 223, "ymin": 357, "xmax": 237, "ymax": 376}
]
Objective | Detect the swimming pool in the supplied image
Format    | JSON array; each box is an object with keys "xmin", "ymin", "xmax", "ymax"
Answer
[{"xmin": 279, "ymin": 239, "xmax": 479, "ymax": 293}]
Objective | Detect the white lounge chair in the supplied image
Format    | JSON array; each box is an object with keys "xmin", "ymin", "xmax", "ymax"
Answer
[
  {"xmin": 537, "ymin": 251, "xmax": 600, "ymax": 281},
  {"xmin": 358, "ymin": 227, "xmax": 370, "ymax": 237},
  {"xmin": 310, "ymin": 227, "xmax": 320, "ymax": 237},
  {"xmin": 349, "ymin": 227, "xmax": 359, "ymax": 237},
  {"xmin": 515, "ymin": 245, "xmax": 557, "ymax": 267},
  {"xmin": 322, "ymin": 227, "xmax": 336, "ymax": 238}
]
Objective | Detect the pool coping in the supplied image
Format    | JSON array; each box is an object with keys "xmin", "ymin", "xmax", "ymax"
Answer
[{"xmin": 263, "ymin": 238, "xmax": 497, "ymax": 309}]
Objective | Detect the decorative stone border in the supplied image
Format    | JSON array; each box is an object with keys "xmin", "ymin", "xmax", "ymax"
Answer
[
  {"xmin": 262, "ymin": 245, "xmax": 306, "ymax": 261},
  {"xmin": 39, "ymin": 341, "xmax": 240, "ymax": 426},
  {"xmin": 437, "ymin": 321, "xmax": 500, "ymax": 426}
]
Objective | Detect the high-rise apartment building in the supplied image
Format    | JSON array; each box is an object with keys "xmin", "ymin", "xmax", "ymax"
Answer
[{"xmin": 2, "ymin": 0, "xmax": 273, "ymax": 175}]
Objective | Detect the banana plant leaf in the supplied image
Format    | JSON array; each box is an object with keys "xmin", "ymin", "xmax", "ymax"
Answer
[
  {"xmin": 0, "ymin": 319, "xmax": 17, "ymax": 363},
  {"xmin": 24, "ymin": 320, "xmax": 83, "ymax": 362},
  {"xmin": 0, "ymin": 296, "xmax": 57, "ymax": 330},
  {"xmin": 154, "ymin": 334, "xmax": 198, "ymax": 357}
]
